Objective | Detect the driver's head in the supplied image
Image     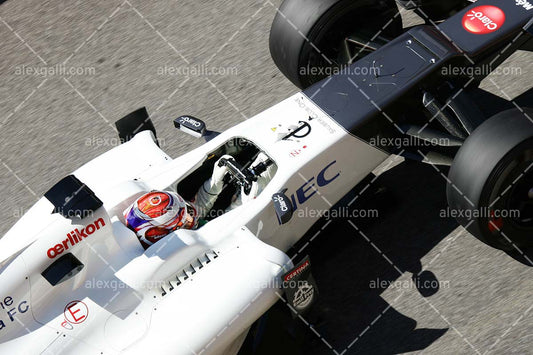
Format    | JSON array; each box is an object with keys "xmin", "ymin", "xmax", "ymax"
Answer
[{"xmin": 124, "ymin": 191, "xmax": 197, "ymax": 247}]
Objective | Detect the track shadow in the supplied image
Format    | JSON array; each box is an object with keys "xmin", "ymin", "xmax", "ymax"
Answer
[
  {"xmin": 245, "ymin": 160, "xmax": 456, "ymax": 354},
  {"xmin": 514, "ymin": 88, "xmax": 533, "ymax": 110},
  {"xmin": 505, "ymin": 247, "xmax": 533, "ymax": 267},
  {"xmin": 469, "ymin": 87, "xmax": 533, "ymax": 117}
]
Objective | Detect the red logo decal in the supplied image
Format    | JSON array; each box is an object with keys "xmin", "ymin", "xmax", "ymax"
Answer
[
  {"xmin": 64, "ymin": 301, "xmax": 89, "ymax": 324},
  {"xmin": 462, "ymin": 6, "xmax": 506, "ymax": 34},
  {"xmin": 47, "ymin": 218, "xmax": 106, "ymax": 259},
  {"xmin": 289, "ymin": 145, "xmax": 308, "ymax": 158},
  {"xmin": 284, "ymin": 260, "xmax": 310, "ymax": 282}
]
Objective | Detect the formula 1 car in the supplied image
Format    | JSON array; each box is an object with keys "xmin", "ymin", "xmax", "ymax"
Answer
[{"xmin": 0, "ymin": 0, "xmax": 532, "ymax": 354}]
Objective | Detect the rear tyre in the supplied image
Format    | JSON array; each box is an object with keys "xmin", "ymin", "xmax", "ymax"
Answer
[
  {"xmin": 447, "ymin": 108, "xmax": 533, "ymax": 250},
  {"xmin": 269, "ymin": 0, "xmax": 402, "ymax": 89}
]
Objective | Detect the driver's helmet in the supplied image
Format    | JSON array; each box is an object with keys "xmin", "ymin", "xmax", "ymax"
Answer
[{"xmin": 124, "ymin": 191, "xmax": 197, "ymax": 247}]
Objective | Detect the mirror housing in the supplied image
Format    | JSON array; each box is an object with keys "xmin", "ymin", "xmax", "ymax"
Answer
[
  {"xmin": 174, "ymin": 115, "xmax": 206, "ymax": 138},
  {"xmin": 272, "ymin": 189, "xmax": 294, "ymax": 225}
]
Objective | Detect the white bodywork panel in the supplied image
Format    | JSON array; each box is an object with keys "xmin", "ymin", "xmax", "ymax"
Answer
[{"xmin": 0, "ymin": 93, "xmax": 389, "ymax": 354}]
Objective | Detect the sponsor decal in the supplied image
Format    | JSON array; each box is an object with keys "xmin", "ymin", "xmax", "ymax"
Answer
[
  {"xmin": 516, "ymin": 0, "xmax": 533, "ymax": 10},
  {"xmin": 289, "ymin": 161, "xmax": 340, "ymax": 209},
  {"xmin": 294, "ymin": 96, "xmax": 336, "ymax": 134},
  {"xmin": 0, "ymin": 296, "xmax": 30, "ymax": 332},
  {"xmin": 284, "ymin": 260, "xmax": 310, "ymax": 282},
  {"xmin": 462, "ymin": 5, "xmax": 506, "ymax": 34},
  {"xmin": 179, "ymin": 116, "xmax": 202, "ymax": 128},
  {"xmin": 64, "ymin": 300, "xmax": 89, "ymax": 325},
  {"xmin": 316, "ymin": 118, "xmax": 336, "ymax": 135},
  {"xmin": 282, "ymin": 121, "xmax": 312, "ymax": 140},
  {"xmin": 292, "ymin": 281, "xmax": 315, "ymax": 310},
  {"xmin": 47, "ymin": 218, "xmax": 106, "ymax": 259},
  {"xmin": 272, "ymin": 191, "xmax": 293, "ymax": 225},
  {"xmin": 273, "ymin": 195, "xmax": 290, "ymax": 213},
  {"xmin": 282, "ymin": 257, "xmax": 317, "ymax": 315},
  {"xmin": 289, "ymin": 145, "xmax": 308, "ymax": 158}
]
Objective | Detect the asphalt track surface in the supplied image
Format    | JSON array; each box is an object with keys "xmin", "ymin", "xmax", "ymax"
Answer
[{"xmin": 0, "ymin": 1, "xmax": 532, "ymax": 354}]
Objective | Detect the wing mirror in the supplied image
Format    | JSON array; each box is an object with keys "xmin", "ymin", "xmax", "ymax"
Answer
[
  {"xmin": 272, "ymin": 189, "xmax": 294, "ymax": 225},
  {"xmin": 174, "ymin": 115, "xmax": 206, "ymax": 137},
  {"xmin": 174, "ymin": 115, "xmax": 219, "ymax": 141}
]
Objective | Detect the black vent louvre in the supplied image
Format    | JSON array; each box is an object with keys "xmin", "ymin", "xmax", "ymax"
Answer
[{"xmin": 42, "ymin": 253, "xmax": 84, "ymax": 286}]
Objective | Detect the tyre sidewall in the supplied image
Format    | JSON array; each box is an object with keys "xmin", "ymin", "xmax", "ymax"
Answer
[
  {"xmin": 269, "ymin": 0, "xmax": 401, "ymax": 88},
  {"xmin": 447, "ymin": 108, "xmax": 533, "ymax": 249}
]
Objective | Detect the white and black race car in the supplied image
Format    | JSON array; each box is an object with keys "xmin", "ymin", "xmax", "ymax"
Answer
[{"xmin": 1, "ymin": 0, "xmax": 531, "ymax": 354}]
